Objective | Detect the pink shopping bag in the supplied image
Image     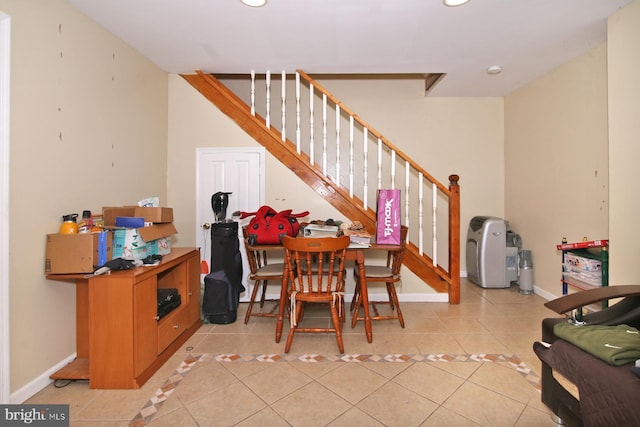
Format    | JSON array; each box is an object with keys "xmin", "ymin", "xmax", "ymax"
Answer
[{"xmin": 376, "ymin": 189, "xmax": 401, "ymax": 244}]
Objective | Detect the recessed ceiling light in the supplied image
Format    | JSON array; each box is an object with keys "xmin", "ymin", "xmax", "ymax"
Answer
[
  {"xmin": 241, "ymin": 0, "xmax": 267, "ymax": 7},
  {"xmin": 443, "ymin": 0, "xmax": 470, "ymax": 6},
  {"xmin": 487, "ymin": 65, "xmax": 502, "ymax": 75}
]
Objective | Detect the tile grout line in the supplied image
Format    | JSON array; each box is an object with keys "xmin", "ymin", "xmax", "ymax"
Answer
[{"xmin": 127, "ymin": 352, "xmax": 541, "ymax": 426}]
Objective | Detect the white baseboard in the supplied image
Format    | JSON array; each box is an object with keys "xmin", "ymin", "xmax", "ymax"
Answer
[
  {"xmin": 533, "ymin": 286, "xmax": 558, "ymax": 302},
  {"xmin": 10, "ymin": 353, "xmax": 77, "ymax": 404},
  {"xmin": 394, "ymin": 293, "xmax": 450, "ymax": 302}
]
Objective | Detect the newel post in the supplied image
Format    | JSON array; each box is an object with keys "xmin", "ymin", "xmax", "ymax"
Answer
[{"xmin": 448, "ymin": 174, "xmax": 461, "ymax": 304}]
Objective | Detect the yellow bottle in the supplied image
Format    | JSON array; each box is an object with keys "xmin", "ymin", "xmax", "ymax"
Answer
[{"xmin": 59, "ymin": 213, "xmax": 79, "ymax": 234}]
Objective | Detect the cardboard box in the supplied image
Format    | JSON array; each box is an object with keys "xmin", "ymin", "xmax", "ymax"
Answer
[
  {"xmin": 103, "ymin": 207, "xmax": 173, "ymax": 226},
  {"xmin": 45, "ymin": 232, "xmax": 113, "ymax": 274},
  {"xmin": 133, "ymin": 207, "xmax": 173, "ymax": 223},
  {"xmin": 146, "ymin": 237, "xmax": 172, "ymax": 256},
  {"xmin": 102, "ymin": 207, "xmax": 135, "ymax": 226},
  {"xmin": 112, "ymin": 223, "xmax": 178, "ymax": 259}
]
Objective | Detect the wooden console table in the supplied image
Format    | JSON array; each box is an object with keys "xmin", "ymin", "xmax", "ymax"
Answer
[{"xmin": 47, "ymin": 247, "xmax": 202, "ymax": 389}]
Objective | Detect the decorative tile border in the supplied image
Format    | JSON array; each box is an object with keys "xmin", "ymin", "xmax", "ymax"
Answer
[
  {"xmin": 128, "ymin": 352, "xmax": 541, "ymax": 426},
  {"xmin": 129, "ymin": 354, "xmax": 202, "ymax": 427}
]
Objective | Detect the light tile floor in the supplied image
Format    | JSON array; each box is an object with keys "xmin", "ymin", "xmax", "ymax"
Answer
[{"xmin": 26, "ymin": 279, "xmax": 562, "ymax": 426}]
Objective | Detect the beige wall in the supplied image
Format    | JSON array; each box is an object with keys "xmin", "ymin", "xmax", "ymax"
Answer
[
  {"xmin": 504, "ymin": 0, "xmax": 639, "ymax": 298},
  {"xmin": 167, "ymin": 76, "xmax": 505, "ymax": 296},
  {"xmin": 504, "ymin": 44, "xmax": 610, "ymax": 299},
  {"xmin": 608, "ymin": 0, "xmax": 640, "ymax": 284},
  {"xmin": 2, "ymin": 0, "xmax": 168, "ymax": 396}
]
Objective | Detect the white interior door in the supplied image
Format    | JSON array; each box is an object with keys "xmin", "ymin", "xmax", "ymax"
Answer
[{"xmin": 196, "ymin": 147, "xmax": 265, "ymax": 301}]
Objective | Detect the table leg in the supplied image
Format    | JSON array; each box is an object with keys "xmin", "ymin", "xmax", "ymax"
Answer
[
  {"xmin": 275, "ymin": 274, "xmax": 288, "ymax": 343},
  {"xmin": 356, "ymin": 251, "xmax": 373, "ymax": 343}
]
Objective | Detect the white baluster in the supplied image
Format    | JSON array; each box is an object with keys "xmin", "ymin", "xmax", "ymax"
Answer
[
  {"xmin": 295, "ymin": 72, "xmax": 301, "ymax": 153},
  {"xmin": 250, "ymin": 70, "xmax": 256, "ymax": 116},
  {"xmin": 405, "ymin": 161, "xmax": 410, "ymax": 236},
  {"xmin": 363, "ymin": 128, "xmax": 368, "ymax": 209},
  {"xmin": 377, "ymin": 138, "xmax": 382, "ymax": 190},
  {"xmin": 349, "ymin": 116, "xmax": 354, "ymax": 198},
  {"xmin": 391, "ymin": 150, "xmax": 396, "ymax": 189},
  {"xmin": 432, "ymin": 182, "xmax": 437, "ymax": 267},
  {"xmin": 281, "ymin": 70, "xmax": 286, "ymax": 141},
  {"xmin": 309, "ymin": 83, "xmax": 314, "ymax": 165},
  {"xmin": 419, "ymin": 173, "xmax": 424, "ymax": 255},
  {"xmin": 322, "ymin": 94, "xmax": 327, "ymax": 176},
  {"xmin": 335, "ymin": 104, "xmax": 340, "ymax": 186},
  {"xmin": 266, "ymin": 70, "xmax": 271, "ymax": 128}
]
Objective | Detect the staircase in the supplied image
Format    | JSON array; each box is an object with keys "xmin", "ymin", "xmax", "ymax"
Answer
[{"xmin": 181, "ymin": 70, "xmax": 461, "ymax": 303}]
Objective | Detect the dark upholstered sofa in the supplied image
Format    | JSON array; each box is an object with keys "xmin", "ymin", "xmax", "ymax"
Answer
[{"xmin": 534, "ymin": 285, "xmax": 640, "ymax": 427}]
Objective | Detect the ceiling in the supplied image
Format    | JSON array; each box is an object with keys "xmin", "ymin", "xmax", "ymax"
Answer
[{"xmin": 65, "ymin": 0, "xmax": 632, "ymax": 97}]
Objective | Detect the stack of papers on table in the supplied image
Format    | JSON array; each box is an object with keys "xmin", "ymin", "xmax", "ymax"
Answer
[
  {"xmin": 348, "ymin": 241, "xmax": 371, "ymax": 248},
  {"xmin": 342, "ymin": 229, "xmax": 372, "ymax": 246}
]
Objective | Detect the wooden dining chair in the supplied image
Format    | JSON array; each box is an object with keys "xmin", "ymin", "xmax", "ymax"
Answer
[
  {"xmin": 242, "ymin": 227, "xmax": 285, "ymax": 324},
  {"xmin": 281, "ymin": 235, "xmax": 350, "ymax": 353},
  {"xmin": 351, "ymin": 225, "xmax": 408, "ymax": 328}
]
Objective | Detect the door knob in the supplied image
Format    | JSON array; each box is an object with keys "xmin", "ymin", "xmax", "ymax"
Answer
[{"xmin": 202, "ymin": 223, "xmax": 211, "ymax": 230}]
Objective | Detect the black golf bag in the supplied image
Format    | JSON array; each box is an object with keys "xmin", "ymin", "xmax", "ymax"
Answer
[{"xmin": 202, "ymin": 221, "xmax": 245, "ymax": 324}]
